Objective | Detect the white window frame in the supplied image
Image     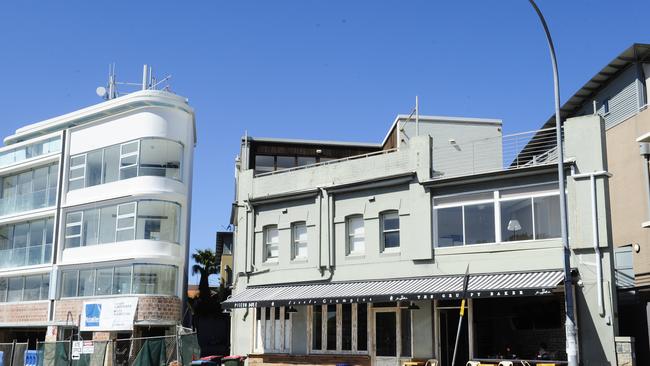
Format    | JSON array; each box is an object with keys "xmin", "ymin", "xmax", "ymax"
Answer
[
  {"xmin": 263, "ymin": 225, "xmax": 279, "ymax": 262},
  {"xmin": 433, "ymin": 182, "xmax": 562, "ymax": 248},
  {"xmin": 119, "ymin": 141, "xmax": 140, "ymax": 179},
  {"xmin": 254, "ymin": 306, "xmax": 292, "ymax": 354},
  {"xmin": 346, "ymin": 215, "xmax": 365, "ymax": 256},
  {"xmin": 308, "ymin": 303, "xmax": 369, "ymax": 355},
  {"xmin": 380, "ymin": 211, "xmax": 400, "ymax": 253},
  {"xmin": 291, "ymin": 222, "xmax": 308, "ymax": 260},
  {"xmin": 115, "ymin": 202, "xmax": 137, "ymax": 241},
  {"xmin": 65, "ymin": 211, "xmax": 83, "ymax": 247},
  {"xmin": 68, "ymin": 154, "xmax": 87, "ymax": 189}
]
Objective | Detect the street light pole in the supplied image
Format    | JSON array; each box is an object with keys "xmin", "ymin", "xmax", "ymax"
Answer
[{"xmin": 526, "ymin": 1, "xmax": 578, "ymax": 365}]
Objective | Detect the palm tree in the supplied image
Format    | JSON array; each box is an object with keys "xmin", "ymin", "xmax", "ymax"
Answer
[{"xmin": 192, "ymin": 249, "xmax": 218, "ymax": 300}]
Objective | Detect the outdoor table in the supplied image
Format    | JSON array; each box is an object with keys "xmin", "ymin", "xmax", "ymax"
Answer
[{"xmin": 472, "ymin": 358, "xmax": 569, "ymax": 365}]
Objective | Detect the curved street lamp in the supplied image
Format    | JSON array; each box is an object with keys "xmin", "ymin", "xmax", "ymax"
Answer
[{"xmin": 526, "ymin": 1, "xmax": 578, "ymax": 365}]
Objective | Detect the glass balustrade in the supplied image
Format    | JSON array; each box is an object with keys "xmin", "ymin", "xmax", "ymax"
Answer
[{"xmin": 0, "ymin": 187, "xmax": 57, "ymax": 217}]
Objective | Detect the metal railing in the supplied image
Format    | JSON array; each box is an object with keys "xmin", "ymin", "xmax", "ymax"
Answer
[
  {"xmin": 254, "ymin": 148, "xmax": 398, "ymax": 177},
  {"xmin": 432, "ymin": 127, "xmax": 560, "ymax": 180}
]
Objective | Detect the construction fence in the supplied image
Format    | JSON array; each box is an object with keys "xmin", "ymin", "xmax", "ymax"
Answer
[{"xmin": 0, "ymin": 333, "xmax": 200, "ymax": 366}]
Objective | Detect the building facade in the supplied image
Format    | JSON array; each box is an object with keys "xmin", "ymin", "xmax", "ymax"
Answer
[
  {"xmin": 524, "ymin": 43, "xmax": 650, "ymax": 364},
  {"xmin": 0, "ymin": 89, "xmax": 195, "ymax": 345},
  {"xmin": 225, "ymin": 114, "xmax": 619, "ymax": 365}
]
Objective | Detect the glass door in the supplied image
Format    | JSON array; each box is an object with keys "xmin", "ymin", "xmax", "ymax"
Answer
[{"xmin": 438, "ymin": 307, "xmax": 469, "ymax": 366}]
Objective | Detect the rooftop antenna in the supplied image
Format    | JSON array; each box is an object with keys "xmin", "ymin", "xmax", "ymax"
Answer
[{"xmin": 97, "ymin": 64, "xmax": 172, "ymax": 100}]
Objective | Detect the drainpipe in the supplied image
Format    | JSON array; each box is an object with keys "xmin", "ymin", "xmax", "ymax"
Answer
[
  {"xmin": 571, "ymin": 169, "xmax": 612, "ymax": 317},
  {"xmin": 639, "ymin": 142, "xmax": 650, "ymax": 222}
]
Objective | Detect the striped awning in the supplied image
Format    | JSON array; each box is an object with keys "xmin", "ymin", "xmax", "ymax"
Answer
[{"xmin": 222, "ymin": 270, "xmax": 564, "ymax": 309}]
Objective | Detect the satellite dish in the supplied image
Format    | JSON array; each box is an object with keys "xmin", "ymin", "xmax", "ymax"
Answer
[{"xmin": 96, "ymin": 86, "xmax": 107, "ymax": 98}]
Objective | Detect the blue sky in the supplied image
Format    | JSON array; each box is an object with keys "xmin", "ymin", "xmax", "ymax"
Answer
[{"xmin": 0, "ymin": 1, "xmax": 647, "ymax": 283}]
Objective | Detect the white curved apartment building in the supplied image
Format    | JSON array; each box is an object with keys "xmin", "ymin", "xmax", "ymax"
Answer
[{"xmin": 0, "ymin": 90, "xmax": 195, "ymax": 344}]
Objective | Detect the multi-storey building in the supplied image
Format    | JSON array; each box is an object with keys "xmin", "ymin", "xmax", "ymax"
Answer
[
  {"xmin": 0, "ymin": 88, "xmax": 195, "ymax": 345},
  {"xmin": 224, "ymin": 114, "xmax": 619, "ymax": 365},
  {"xmin": 523, "ymin": 42, "xmax": 650, "ymax": 364}
]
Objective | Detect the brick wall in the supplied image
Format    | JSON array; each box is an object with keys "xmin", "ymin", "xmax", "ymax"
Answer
[
  {"xmin": 0, "ymin": 301, "xmax": 48, "ymax": 323},
  {"xmin": 248, "ymin": 354, "xmax": 371, "ymax": 366},
  {"xmin": 54, "ymin": 296, "xmax": 181, "ymax": 323}
]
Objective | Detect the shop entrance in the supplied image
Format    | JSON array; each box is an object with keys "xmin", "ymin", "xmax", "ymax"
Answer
[
  {"xmin": 372, "ymin": 305, "xmax": 412, "ymax": 366},
  {"xmin": 437, "ymin": 304, "xmax": 469, "ymax": 366}
]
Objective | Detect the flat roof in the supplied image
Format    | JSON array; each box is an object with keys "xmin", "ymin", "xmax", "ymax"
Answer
[
  {"xmin": 5, "ymin": 90, "xmax": 193, "ymax": 145},
  {"xmin": 244, "ymin": 136, "xmax": 382, "ymax": 148},
  {"xmin": 244, "ymin": 114, "xmax": 502, "ymax": 149}
]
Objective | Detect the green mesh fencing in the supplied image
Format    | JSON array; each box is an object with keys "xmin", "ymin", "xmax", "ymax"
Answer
[
  {"xmin": 179, "ymin": 334, "xmax": 200, "ymax": 366},
  {"xmin": 37, "ymin": 342, "xmax": 69, "ymax": 366}
]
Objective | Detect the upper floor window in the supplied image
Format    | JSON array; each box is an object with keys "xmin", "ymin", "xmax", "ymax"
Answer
[
  {"xmin": 291, "ymin": 222, "xmax": 308, "ymax": 260},
  {"xmin": 68, "ymin": 138, "xmax": 183, "ymax": 191},
  {"xmin": 64, "ymin": 200, "xmax": 181, "ymax": 249},
  {"xmin": 0, "ymin": 273, "xmax": 49, "ymax": 303},
  {"xmin": 0, "ymin": 218, "xmax": 54, "ymax": 270},
  {"xmin": 0, "ymin": 136, "xmax": 60, "ymax": 169},
  {"xmin": 0, "ymin": 164, "xmax": 58, "ymax": 217},
  {"xmin": 434, "ymin": 183, "xmax": 560, "ymax": 247},
  {"xmin": 254, "ymin": 155, "xmax": 325, "ymax": 175},
  {"xmin": 380, "ymin": 211, "xmax": 400, "ymax": 253},
  {"xmin": 263, "ymin": 226, "xmax": 279, "ymax": 262},
  {"xmin": 60, "ymin": 264, "xmax": 177, "ymax": 298},
  {"xmin": 346, "ymin": 215, "xmax": 365, "ymax": 255}
]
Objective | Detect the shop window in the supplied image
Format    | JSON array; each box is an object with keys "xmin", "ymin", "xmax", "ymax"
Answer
[
  {"xmin": 255, "ymin": 306, "xmax": 292, "ymax": 353},
  {"xmin": 291, "ymin": 222, "xmax": 308, "ymax": 260},
  {"xmin": 263, "ymin": 226, "xmax": 279, "ymax": 262},
  {"xmin": 380, "ymin": 211, "xmax": 400, "ymax": 253},
  {"xmin": 346, "ymin": 215, "xmax": 365, "ymax": 255},
  {"xmin": 311, "ymin": 303, "xmax": 369, "ymax": 353},
  {"xmin": 400, "ymin": 309, "xmax": 412, "ymax": 357}
]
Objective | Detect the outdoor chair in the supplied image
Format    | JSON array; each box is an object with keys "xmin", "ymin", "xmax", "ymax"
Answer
[
  {"xmin": 498, "ymin": 362, "xmax": 513, "ymax": 366},
  {"xmin": 466, "ymin": 362, "xmax": 480, "ymax": 366},
  {"xmin": 424, "ymin": 359, "xmax": 438, "ymax": 366}
]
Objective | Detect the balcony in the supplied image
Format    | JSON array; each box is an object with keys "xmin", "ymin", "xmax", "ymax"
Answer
[
  {"xmin": 0, "ymin": 244, "xmax": 52, "ymax": 269},
  {"xmin": 431, "ymin": 127, "xmax": 559, "ymax": 180},
  {"xmin": 0, "ymin": 187, "xmax": 57, "ymax": 217},
  {"xmin": 0, "ymin": 136, "xmax": 60, "ymax": 170}
]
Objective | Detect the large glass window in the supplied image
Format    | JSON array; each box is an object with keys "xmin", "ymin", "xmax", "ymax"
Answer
[
  {"xmin": 139, "ymin": 139, "xmax": 182, "ymax": 179},
  {"xmin": 64, "ymin": 200, "xmax": 181, "ymax": 248},
  {"xmin": 311, "ymin": 303, "xmax": 368, "ymax": 353},
  {"xmin": 0, "ymin": 218, "xmax": 54, "ymax": 269},
  {"xmin": 436, "ymin": 207, "xmax": 463, "ymax": 247},
  {"xmin": 68, "ymin": 138, "xmax": 183, "ymax": 191},
  {"xmin": 60, "ymin": 264, "xmax": 176, "ymax": 298},
  {"xmin": 0, "ymin": 136, "xmax": 61, "ymax": 169},
  {"xmin": 465, "ymin": 203, "xmax": 495, "ymax": 245},
  {"xmin": 380, "ymin": 211, "xmax": 400, "ymax": 252},
  {"xmin": 263, "ymin": 226, "xmax": 279, "ymax": 262},
  {"xmin": 255, "ymin": 306, "xmax": 293, "ymax": 353},
  {"xmin": 132, "ymin": 264, "xmax": 177, "ymax": 295},
  {"xmin": 434, "ymin": 185, "xmax": 561, "ymax": 247},
  {"xmin": 0, "ymin": 163, "xmax": 58, "ymax": 216},
  {"xmin": 501, "ymin": 199, "xmax": 533, "ymax": 242},
  {"xmin": 291, "ymin": 222, "xmax": 307, "ymax": 260},
  {"xmin": 347, "ymin": 215, "xmax": 365, "ymax": 255},
  {"xmin": 0, "ymin": 274, "xmax": 48, "ymax": 302},
  {"xmin": 534, "ymin": 195, "xmax": 561, "ymax": 239}
]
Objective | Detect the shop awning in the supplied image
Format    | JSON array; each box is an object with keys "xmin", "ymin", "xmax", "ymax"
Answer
[{"xmin": 222, "ymin": 270, "xmax": 564, "ymax": 309}]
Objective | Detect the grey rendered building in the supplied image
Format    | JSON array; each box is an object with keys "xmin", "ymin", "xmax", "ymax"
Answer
[{"xmin": 223, "ymin": 113, "xmax": 619, "ymax": 365}]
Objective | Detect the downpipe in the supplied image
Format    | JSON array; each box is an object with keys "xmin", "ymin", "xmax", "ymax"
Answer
[{"xmin": 571, "ymin": 169, "xmax": 611, "ymax": 317}]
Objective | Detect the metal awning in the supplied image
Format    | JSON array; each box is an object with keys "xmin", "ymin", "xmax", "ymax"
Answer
[{"xmin": 222, "ymin": 270, "xmax": 564, "ymax": 309}]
